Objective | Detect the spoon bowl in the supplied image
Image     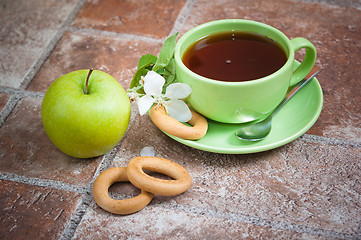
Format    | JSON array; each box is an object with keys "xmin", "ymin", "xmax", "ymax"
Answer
[{"xmin": 235, "ymin": 70, "xmax": 321, "ymax": 141}]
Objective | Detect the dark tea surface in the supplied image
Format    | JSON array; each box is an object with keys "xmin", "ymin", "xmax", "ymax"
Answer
[{"xmin": 182, "ymin": 32, "xmax": 287, "ymax": 82}]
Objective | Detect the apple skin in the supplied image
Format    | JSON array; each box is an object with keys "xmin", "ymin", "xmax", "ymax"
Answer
[{"xmin": 41, "ymin": 69, "xmax": 131, "ymax": 158}]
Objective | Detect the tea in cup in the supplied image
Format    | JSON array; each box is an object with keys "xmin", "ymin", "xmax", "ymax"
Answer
[{"xmin": 174, "ymin": 19, "xmax": 317, "ymax": 123}]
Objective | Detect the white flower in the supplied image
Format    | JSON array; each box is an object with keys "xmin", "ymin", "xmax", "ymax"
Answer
[
  {"xmin": 137, "ymin": 71, "xmax": 192, "ymax": 122},
  {"xmin": 127, "ymin": 91, "xmax": 140, "ymax": 101}
]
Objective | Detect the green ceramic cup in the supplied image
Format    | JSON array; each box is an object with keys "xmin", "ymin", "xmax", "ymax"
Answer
[{"xmin": 174, "ymin": 19, "xmax": 317, "ymax": 123}]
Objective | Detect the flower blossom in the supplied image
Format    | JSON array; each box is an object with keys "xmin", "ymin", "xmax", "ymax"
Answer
[{"xmin": 137, "ymin": 71, "xmax": 192, "ymax": 122}]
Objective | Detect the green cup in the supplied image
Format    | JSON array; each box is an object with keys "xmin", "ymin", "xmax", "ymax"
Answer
[{"xmin": 174, "ymin": 19, "xmax": 317, "ymax": 123}]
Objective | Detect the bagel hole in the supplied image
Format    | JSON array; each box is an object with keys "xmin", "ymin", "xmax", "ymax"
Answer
[
  {"xmin": 143, "ymin": 169, "xmax": 175, "ymax": 181},
  {"xmin": 108, "ymin": 182, "xmax": 141, "ymax": 199}
]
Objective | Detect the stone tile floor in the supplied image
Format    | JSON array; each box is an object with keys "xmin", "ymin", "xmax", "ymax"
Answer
[{"xmin": 0, "ymin": 0, "xmax": 360, "ymax": 239}]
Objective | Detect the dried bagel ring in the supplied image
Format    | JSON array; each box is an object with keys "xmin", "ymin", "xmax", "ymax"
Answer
[
  {"xmin": 92, "ymin": 167, "xmax": 154, "ymax": 215},
  {"xmin": 149, "ymin": 105, "xmax": 208, "ymax": 140},
  {"xmin": 126, "ymin": 156, "xmax": 192, "ymax": 196}
]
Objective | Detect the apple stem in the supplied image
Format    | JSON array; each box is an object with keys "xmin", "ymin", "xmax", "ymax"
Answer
[{"xmin": 85, "ymin": 68, "xmax": 94, "ymax": 95}]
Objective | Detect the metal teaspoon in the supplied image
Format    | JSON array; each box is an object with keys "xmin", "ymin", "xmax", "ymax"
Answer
[{"xmin": 235, "ymin": 69, "xmax": 321, "ymax": 141}]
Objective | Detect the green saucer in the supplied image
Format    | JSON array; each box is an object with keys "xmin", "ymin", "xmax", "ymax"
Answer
[{"xmin": 162, "ymin": 77, "xmax": 323, "ymax": 154}]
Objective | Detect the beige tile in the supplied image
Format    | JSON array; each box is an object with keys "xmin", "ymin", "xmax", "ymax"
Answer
[
  {"xmin": 74, "ymin": 201, "xmax": 325, "ymax": 239},
  {"xmin": 0, "ymin": 0, "xmax": 79, "ymax": 88}
]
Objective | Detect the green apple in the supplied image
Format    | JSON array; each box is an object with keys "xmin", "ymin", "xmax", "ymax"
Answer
[{"xmin": 41, "ymin": 69, "xmax": 131, "ymax": 158}]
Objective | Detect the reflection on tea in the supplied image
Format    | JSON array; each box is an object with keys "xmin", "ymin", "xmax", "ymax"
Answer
[{"xmin": 182, "ymin": 31, "xmax": 287, "ymax": 82}]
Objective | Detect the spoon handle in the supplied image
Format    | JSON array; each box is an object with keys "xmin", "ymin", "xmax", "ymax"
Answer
[{"xmin": 270, "ymin": 69, "xmax": 321, "ymax": 118}]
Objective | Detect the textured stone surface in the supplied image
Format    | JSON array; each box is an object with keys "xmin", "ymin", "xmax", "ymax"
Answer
[
  {"xmin": 0, "ymin": 0, "xmax": 80, "ymax": 88},
  {"xmin": 74, "ymin": 201, "xmax": 326, "ymax": 240},
  {"xmin": 0, "ymin": 0, "xmax": 360, "ymax": 239},
  {"xmin": 27, "ymin": 31, "xmax": 162, "ymax": 93},
  {"xmin": 0, "ymin": 180, "xmax": 82, "ymax": 239},
  {"xmin": 72, "ymin": 0, "xmax": 187, "ymax": 38},
  {"xmin": 0, "ymin": 97, "xmax": 102, "ymax": 186}
]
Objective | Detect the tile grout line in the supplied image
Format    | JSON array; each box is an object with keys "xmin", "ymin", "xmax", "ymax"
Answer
[
  {"xmin": 0, "ymin": 172, "xmax": 88, "ymax": 194},
  {"xmin": 19, "ymin": 0, "xmax": 88, "ymax": 90},
  {"xmin": 291, "ymin": 0, "xmax": 361, "ymax": 10},
  {"xmin": 0, "ymin": 94, "xmax": 22, "ymax": 128},
  {"xmin": 0, "ymin": 86, "xmax": 45, "ymax": 98},
  {"xmin": 0, "ymin": 86, "xmax": 44, "ymax": 127},
  {"xmin": 68, "ymin": 26, "xmax": 165, "ymax": 43},
  {"xmin": 0, "ymin": 87, "xmax": 43, "ymax": 128},
  {"xmin": 60, "ymin": 191, "xmax": 93, "ymax": 240},
  {"xmin": 301, "ymin": 134, "xmax": 361, "ymax": 149},
  {"xmin": 169, "ymin": 0, "xmax": 196, "ymax": 35}
]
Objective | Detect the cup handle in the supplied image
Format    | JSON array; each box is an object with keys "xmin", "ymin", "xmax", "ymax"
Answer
[{"xmin": 289, "ymin": 37, "xmax": 317, "ymax": 86}]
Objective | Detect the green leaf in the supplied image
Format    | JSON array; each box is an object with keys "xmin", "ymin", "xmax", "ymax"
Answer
[
  {"xmin": 130, "ymin": 55, "xmax": 157, "ymax": 89},
  {"xmin": 128, "ymin": 32, "xmax": 180, "ymax": 95},
  {"xmin": 162, "ymin": 58, "xmax": 176, "ymax": 87},
  {"xmin": 138, "ymin": 54, "xmax": 157, "ymax": 70},
  {"xmin": 130, "ymin": 68, "xmax": 149, "ymax": 89},
  {"xmin": 153, "ymin": 32, "xmax": 178, "ymax": 72},
  {"xmin": 164, "ymin": 57, "xmax": 175, "ymax": 75}
]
